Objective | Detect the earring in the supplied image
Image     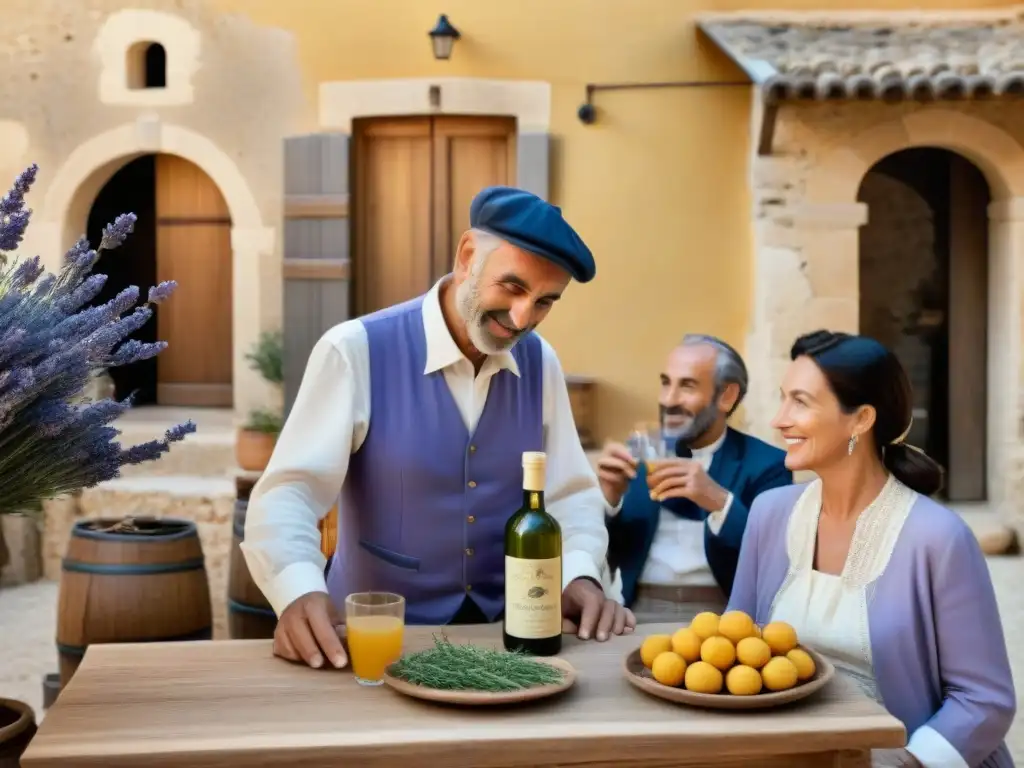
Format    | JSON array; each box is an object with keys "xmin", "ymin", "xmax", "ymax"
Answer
[{"xmin": 847, "ymin": 435, "xmax": 858, "ymax": 456}]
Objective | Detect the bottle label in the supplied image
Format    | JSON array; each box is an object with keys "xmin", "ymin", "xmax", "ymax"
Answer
[{"xmin": 504, "ymin": 555, "xmax": 562, "ymax": 639}]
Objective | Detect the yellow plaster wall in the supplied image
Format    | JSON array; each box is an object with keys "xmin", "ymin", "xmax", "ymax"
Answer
[{"xmin": 211, "ymin": 0, "xmax": 1016, "ymax": 441}]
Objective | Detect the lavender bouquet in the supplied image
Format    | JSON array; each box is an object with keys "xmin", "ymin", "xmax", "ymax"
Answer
[{"xmin": 0, "ymin": 164, "xmax": 195, "ymax": 516}]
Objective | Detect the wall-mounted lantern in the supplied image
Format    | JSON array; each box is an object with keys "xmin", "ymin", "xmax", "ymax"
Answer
[{"xmin": 429, "ymin": 14, "xmax": 461, "ymax": 61}]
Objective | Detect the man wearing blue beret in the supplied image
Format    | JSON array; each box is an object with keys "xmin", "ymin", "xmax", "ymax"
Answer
[{"xmin": 243, "ymin": 186, "xmax": 636, "ymax": 671}]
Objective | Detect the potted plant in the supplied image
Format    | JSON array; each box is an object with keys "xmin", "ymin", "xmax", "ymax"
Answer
[
  {"xmin": 0, "ymin": 164, "xmax": 194, "ymax": 760},
  {"xmin": 236, "ymin": 330, "xmax": 284, "ymax": 471}
]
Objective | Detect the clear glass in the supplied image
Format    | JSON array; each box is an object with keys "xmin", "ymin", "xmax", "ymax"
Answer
[
  {"xmin": 627, "ymin": 421, "xmax": 668, "ymax": 462},
  {"xmin": 344, "ymin": 592, "xmax": 406, "ymax": 686}
]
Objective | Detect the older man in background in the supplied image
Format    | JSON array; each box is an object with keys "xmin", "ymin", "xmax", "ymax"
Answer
[{"xmin": 597, "ymin": 334, "xmax": 791, "ymax": 624}]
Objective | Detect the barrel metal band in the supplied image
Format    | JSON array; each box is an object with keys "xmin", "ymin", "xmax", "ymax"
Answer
[
  {"xmin": 57, "ymin": 626, "xmax": 214, "ymax": 657},
  {"xmin": 61, "ymin": 557, "xmax": 206, "ymax": 575},
  {"xmin": 227, "ymin": 599, "xmax": 278, "ymax": 619}
]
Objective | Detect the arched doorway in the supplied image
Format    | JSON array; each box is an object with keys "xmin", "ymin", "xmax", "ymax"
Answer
[
  {"xmin": 858, "ymin": 148, "xmax": 991, "ymax": 501},
  {"xmin": 87, "ymin": 153, "xmax": 233, "ymax": 407}
]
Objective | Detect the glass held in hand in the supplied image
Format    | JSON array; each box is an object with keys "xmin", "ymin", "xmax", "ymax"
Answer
[
  {"xmin": 627, "ymin": 422, "xmax": 669, "ymax": 463},
  {"xmin": 345, "ymin": 591, "xmax": 406, "ymax": 686}
]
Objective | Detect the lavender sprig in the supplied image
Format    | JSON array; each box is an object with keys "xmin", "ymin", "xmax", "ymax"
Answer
[{"xmin": 0, "ymin": 165, "xmax": 195, "ymax": 514}]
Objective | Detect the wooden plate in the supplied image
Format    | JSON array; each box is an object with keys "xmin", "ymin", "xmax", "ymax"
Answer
[
  {"xmin": 382, "ymin": 656, "xmax": 576, "ymax": 706},
  {"xmin": 623, "ymin": 645, "xmax": 835, "ymax": 711}
]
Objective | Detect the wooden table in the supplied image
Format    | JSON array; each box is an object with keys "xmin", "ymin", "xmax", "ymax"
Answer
[{"xmin": 22, "ymin": 623, "xmax": 905, "ymax": 768}]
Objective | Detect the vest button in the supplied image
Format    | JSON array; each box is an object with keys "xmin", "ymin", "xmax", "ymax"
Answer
[
  {"xmin": 467, "ymin": 515, "xmax": 475, "ymax": 523},
  {"xmin": 469, "ymin": 444, "xmax": 477, "ymax": 453},
  {"xmin": 465, "ymin": 548, "xmax": 474, "ymax": 556},
  {"xmin": 465, "ymin": 584, "xmax": 472, "ymax": 592},
  {"xmin": 468, "ymin": 480, "xmax": 477, "ymax": 488}
]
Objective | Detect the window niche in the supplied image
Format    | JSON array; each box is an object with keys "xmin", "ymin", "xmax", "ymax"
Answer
[{"xmin": 126, "ymin": 41, "xmax": 167, "ymax": 90}]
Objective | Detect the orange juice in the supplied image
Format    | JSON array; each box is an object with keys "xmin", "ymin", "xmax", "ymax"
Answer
[
  {"xmin": 645, "ymin": 458, "xmax": 676, "ymax": 487},
  {"xmin": 346, "ymin": 615, "xmax": 404, "ymax": 682}
]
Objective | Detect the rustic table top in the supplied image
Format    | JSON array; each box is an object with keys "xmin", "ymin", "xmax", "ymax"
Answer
[{"xmin": 22, "ymin": 623, "xmax": 905, "ymax": 768}]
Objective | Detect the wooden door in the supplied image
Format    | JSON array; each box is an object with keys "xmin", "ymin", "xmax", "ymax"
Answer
[
  {"xmin": 155, "ymin": 154, "xmax": 233, "ymax": 407},
  {"xmin": 352, "ymin": 115, "xmax": 516, "ymax": 316},
  {"xmin": 431, "ymin": 116, "xmax": 517, "ymax": 281},
  {"xmin": 947, "ymin": 154, "xmax": 990, "ymax": 501}
]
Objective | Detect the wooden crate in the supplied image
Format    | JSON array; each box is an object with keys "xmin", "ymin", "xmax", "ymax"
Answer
[{"xmin": 565, "ymin": 375, "xmax": 597, "ymax": 450}]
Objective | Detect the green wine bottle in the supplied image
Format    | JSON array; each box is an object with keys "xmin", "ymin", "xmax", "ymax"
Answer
[{"xmin": 503, "ymin": 451, "xmax": 562, "ymax": 656}]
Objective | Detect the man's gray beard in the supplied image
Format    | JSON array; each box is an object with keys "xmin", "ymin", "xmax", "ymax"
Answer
[
  {"xmin": 455, "ymin": 273, "xmax": 519, "ymax": 356},
  {"xmin": 664, "ymin": 400, "xmax": 720, "ymax": 445}
]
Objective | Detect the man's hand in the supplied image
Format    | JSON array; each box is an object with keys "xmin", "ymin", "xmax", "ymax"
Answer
[
  {"xmin": 648, "ymin": 458, "xmax": 729, "ymax": 512},
  {"xmin": 273, "ymin": 591, "xmax": 348, "ymax": 670},
  {"xmin": 596, "ymin": 441, "xmax": 637, "ymax": 508},
  {"xmin": 561, "ymin": 577, "xmax": 636, "ymax": 641}
]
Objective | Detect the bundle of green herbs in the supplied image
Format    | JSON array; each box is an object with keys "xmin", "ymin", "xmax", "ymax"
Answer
[{"xmin": 388, "ymin": 635, "xmax": 565, "ymax": 692}]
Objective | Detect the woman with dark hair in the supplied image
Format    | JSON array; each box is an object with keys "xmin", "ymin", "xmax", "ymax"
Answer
[{"xmin": 729, "ymin": 330, "xmax": 1015, "ymax": 768}]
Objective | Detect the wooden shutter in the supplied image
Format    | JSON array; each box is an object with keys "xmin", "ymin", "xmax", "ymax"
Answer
[
  {"xmin": 516, "ymin": 132, "xmax": 551, "ymax": 201},
  {"xmin": 282, "ymin": 133, "xmax": 351, "ymax": 415}
]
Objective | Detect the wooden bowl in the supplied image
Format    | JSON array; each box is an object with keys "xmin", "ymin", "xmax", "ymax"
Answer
[
  {"xmin": 383, "ymin": 656, "xmax": 576, "ymax": 706},
  {"xmin": 623, "ymin": 645, "xmax": 835, "ymax": 710}
]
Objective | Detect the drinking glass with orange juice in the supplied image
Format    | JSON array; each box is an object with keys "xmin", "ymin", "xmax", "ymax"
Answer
[
  {"xmin": 345, "ymin": 592, "xmax": 405, "ymax": 686},
  {"xmin": 627, "ymin": 422, "xmax": 676, "ymax": 497}
]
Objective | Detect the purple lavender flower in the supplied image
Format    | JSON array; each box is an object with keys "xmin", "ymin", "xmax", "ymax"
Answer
[
  {"xmin": 0, "ymin": 165, "xmax": 194, "ymax": 514},
  {"xmin": 0, "ymin": 211, "xmax": 31, "ymax": 252},
  {"xmin": 0, "ymin": 164, "xmax": 37, "ymax": 216},
  {"xmin": 9, "ymin": 255, "xmax": 42, "ymax": 290},
  {"xmin": 110, "ymin": 286, "xmax": 140, "ymax": 316},
  {"xmin": 99, "ymin": 213, "xmax": 137, "ymax": 251},
  {"xmin": 107, "ymin": 339, "xmax": 167, "ymax": 367},
  {"xmin": 147, "ymin": 281, "xmax": 177, "ymax": 305}
]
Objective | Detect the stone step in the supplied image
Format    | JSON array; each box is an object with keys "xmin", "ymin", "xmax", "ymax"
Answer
[{"xmin": 115, "ymin": 419, "xmax": 238, "ymax": 479}]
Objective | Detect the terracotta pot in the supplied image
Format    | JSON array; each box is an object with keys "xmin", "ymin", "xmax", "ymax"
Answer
[
  {"xmin": 236, "ymin": 429, "xmax": 277, "ymax": 471},
  {"xmin": 0, "ymin": 698, "xmax": 37, "ymax": 768}
]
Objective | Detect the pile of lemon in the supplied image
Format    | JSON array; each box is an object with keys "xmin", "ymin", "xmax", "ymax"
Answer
[{"xmin": 639, "ymin": 610, "xmax": 816, "ymax": 696}]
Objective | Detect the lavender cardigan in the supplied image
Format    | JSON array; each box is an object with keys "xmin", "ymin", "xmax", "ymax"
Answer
[{"xmin": 727, "ymin": 484, "xmax": 1016, "ymax": 767}]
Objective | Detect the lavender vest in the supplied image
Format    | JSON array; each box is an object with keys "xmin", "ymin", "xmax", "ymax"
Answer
[{"xmin": 325, "ymin": 296, "xmax": 544, "ymax": 625}]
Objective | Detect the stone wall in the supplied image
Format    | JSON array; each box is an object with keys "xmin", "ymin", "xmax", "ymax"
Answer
[
  {"xmin": 745, "ymin": 98, "xmax": 1024, "ymax": 518},
  {"xmin": 0, "ymin": 0, "xmax": 313, "ymax": 418}
]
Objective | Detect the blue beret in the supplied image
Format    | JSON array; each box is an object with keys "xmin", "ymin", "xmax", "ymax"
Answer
[{"xmin": 469, "ymin": 186, "xmax": 595, "ymax": 283}]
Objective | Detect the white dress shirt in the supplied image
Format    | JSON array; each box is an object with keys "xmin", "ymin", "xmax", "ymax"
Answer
[
  {"xmin": 241, "ymin": 277, "xmax": 615, "ymax": 617},
  {"xmin": 606, "ymin": 429, "xmax": 733, "ymax": 587}
]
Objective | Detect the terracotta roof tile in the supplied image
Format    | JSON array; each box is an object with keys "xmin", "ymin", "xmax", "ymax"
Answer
[{"xmin": 697, "ymin": 7, "xmax": 1024, "ymax": 102}]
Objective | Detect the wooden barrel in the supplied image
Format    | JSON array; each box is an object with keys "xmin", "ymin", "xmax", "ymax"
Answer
[
  {"xmin": 57, "ymin": 518, "xmax": 213, "ymax": 689},
  {"xmin": 227, "ymin": 499, "xmax": 278, "ymax": 639}
]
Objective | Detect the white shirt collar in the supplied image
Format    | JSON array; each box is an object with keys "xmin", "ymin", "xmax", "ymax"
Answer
[
  {"xmin": 421, "ymin": 277, "xmax": 521, "ymax": 378},
  {"xmin": 690, "ymin": 426, "xmax": 727, "ymax": 460}
]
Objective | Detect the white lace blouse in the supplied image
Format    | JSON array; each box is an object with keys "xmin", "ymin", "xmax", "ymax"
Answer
[{"xmin": 769, "ymin": 474, "xmax": 918, "ymax": 701}]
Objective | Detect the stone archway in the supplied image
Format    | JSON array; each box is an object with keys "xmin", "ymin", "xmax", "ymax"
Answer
[
  {"xmin": 32, "ymin": 120, "xmax": 275, "ymax": 417},
  {"xmin": 748, "ymin": 107, "xmax": 1024, "ymax": 511}
]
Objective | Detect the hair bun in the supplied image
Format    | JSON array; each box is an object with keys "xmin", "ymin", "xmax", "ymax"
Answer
[{"xmin": 791, "ymin": 329, "xmax": 850, "ymax": 359}]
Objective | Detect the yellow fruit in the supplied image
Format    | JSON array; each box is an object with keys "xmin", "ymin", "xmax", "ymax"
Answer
[
  {"xmin": 761, "ymin": 656, "xmax": 799, "ymax": 691},
  {"xmin": 735, "ymin": 637, "xmax": 772, "ymax": 669},
  {"xmin": 640, "ymin": 634, "xmax": 673, "ymax": 668},
  {"xmin": 670, "ymin": 628, "xmax": 702, "ymax": 663},
  {"xmin": 700, "ymin": 635, "xmax": 737, "ymax": 671},
  {"xmin": 718, "ymin": 611, "xmax": 756, "ymax": 644},
  {"xmin": 752, "ymin": 624, "xmax": 762, "ymax": 639},
  {"xmin": 726, "ymin": 664, "xmax": 763, "ymax": 696},
  {"xmin": 787, "ymin": 648, "xmax": 817, "ymax": 681},
  {"xmin": 684, "ymin": 660, "xmax": 724, "ymax": 694},
  {"xmin": 651, "ymin": 651, "xmax": 687, "ymax": 687},
  {"xmin": 762, "ymin": 621, "xmax": 799, "ymax": 655},
  {"xmin": 690, "ymin": 611, "xmax": 720, "ymax": 640}
]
